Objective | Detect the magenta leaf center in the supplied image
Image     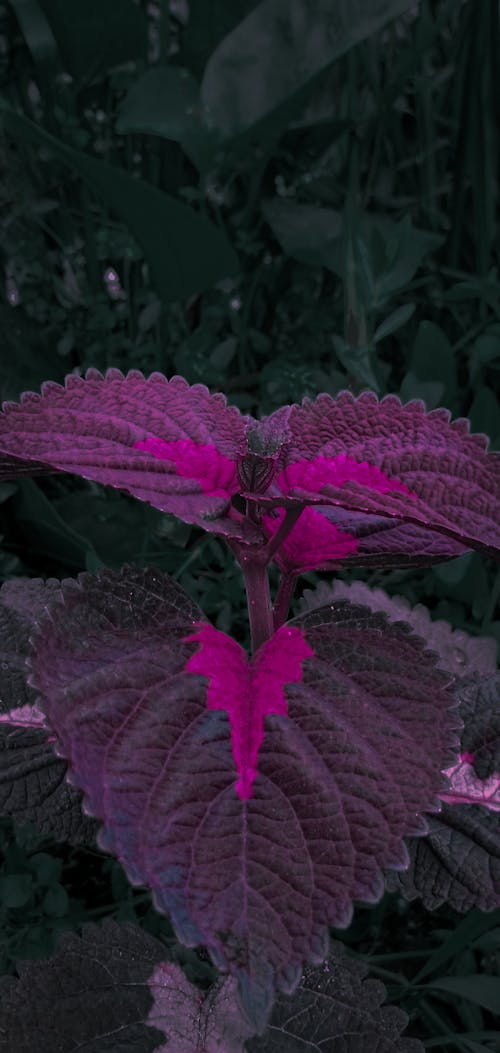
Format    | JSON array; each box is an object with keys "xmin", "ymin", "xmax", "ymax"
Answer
[
  {"xmin": 134, "ymin": 438, "xmax": 239, "ymax": 496},
  {"xmin": 277, "ymin": 453, "xmax": 413, "ymax": 498},
  {"xmin": 183, "ymin": 623, "xmax": 314, "ymax": 799}
]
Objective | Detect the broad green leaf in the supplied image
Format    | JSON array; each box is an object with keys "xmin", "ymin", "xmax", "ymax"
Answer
[
  {"xmin": 116, "ymin": 66, "xmax": 219, "ymax": 171},
  {"xmin": 2, "ymin": 108, "xmax": 239, "ymax": 301},
  {"xmin": 400, "ymin": 372, "xmax": 444, "ymax": 409},
  {"xmin": 426, "ymin": 976, "xmax": 500, "ymax": 1015},
  {"xmin": 38, "ymin": 0, "xmax": 147, "ymax": 80},
  {"xmin": 410, "ymin": 321, "xmax": 458, "ymax": 404},
  {"xmin": 201, "ymin": 0, "xmax": 417, "ymax": 138},
  {"xmin": 182, "ymin": 0, "xmax": 258, "ymax": 80}
]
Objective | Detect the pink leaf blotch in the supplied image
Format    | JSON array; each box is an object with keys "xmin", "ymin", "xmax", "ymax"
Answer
[
  {"xmin": 134, "ymin": 437, "xmax": 238, "ymax": 497},
  {"xmin": 440, "ymin": 753, "xmax": 500, "ymax": 812},
  {"xmin": 183, "ymin": 623, "xmax": 314, "ymax": 799},
  {"xmin": 277, "ymin": 453, "xmax": 413, "ymax": 500},
  {"xmin": 263, "ymin": 506, "xmax": 359, "ymax": 571}
]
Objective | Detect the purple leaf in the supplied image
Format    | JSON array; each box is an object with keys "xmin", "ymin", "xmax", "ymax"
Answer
[
  {"xmin": 0, "ymin": 578, "xmax": 97, "ymax": 845},
  {"xmin": 0, "ymin": 921, "xmax": 422, "ymax": 1052},
  {"xmin": 300, "ymin": 580, "xmax": 498, "ymax": 679},
  {"xmin": 385, "ymin": 804, "xmax": 500, "ymax": 912},
  {"xmin": 27, "ymin": 564, "xmax": 458, "ymax": 1029},
  {"xmin": 440, "ymin": 752, "xmax": 500, "ymax": 810},
  {"xmin": 386, "ymin": 671, "xmax": 500, "ymax": 911},
  {"xmin": 247, "ymin": 941, "xmax": 423, "ymax": 1053},
  {"xmin": 0, "ymin": 918, "xmax": 253, "ymax": 1052},
  {"xmin": 0, "ymin": 370, "xmax": 260, "ymax": 543},
  {"xmin": 254, "ymin": 391, "xmax": 500, "ymax": 559},
  {"xmin": 263, "ymin": 505, "xmax": 466, "ymax": 574},
  {"xmin": 455, "ymin": 674, "xmax": 500, "ymax": 778},
  {"xmin": 1, "ymin": 375, "xmax": 499, "ymax": 567}
]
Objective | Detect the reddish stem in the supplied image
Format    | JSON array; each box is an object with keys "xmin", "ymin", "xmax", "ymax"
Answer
[
  {"xmin": 239, "ymin": 553, "xmax": 274, "ymax": 653},
  {"xmin": 273, "ymin": 572, "xmax": 298, "ymax": 631}
]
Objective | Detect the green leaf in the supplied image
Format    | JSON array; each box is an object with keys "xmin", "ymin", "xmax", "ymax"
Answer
[
  {"xmin": 469, "ymin": 329, "xmax": 500, "ymax": 383},
  {"xmin": 116, "ymin": 66, "xmax": 219, "ymax": 171},
  {"xmin": 201, "ymin": 0, "xmax": 418, "ymax": 138},
  {"xmin": 13, "ymin": 479, "xmax": 98, "ymax": 570},
  {"xmin": 468, "ymin": 386, "xmax": 500, "ymax": 448},
  {"xmin": 332, "ymin": 336, "xmax": 380, "ymax": 391},
  {"xmin": 0, "ymin": 304, "xmax": 66, "ymax": 401},
  {"xmin": 426, "ymin": 976, "xmax": 500, "ymax": 1015},
  {"xmin": 2, "ymin": 107, "xmax": 239, "ymax": 301},
  {"xmin": 262, "ymin": 202, "xmax": 441, "ymax": 299},
  {"xmin": 372, "ymin": 216, "xmax": 443, "ymax": 304},
  {"xmin": 399, "ymin": 373, "xmax": 444, "ymax": 409},
  {"xmin": 182, "ymin": 0, "xmax": 258, "ymax": 80},
  {"xmin": 414, "ymin": 911, "xmax": 500, "ymax": 984},
  {"xmin": 38, "ymin": 0, "xmax": 147, "ymax": 80},
  {"xmin": 0, "ymin": 874, "xmax": 33, "ymax": 908},
  {"xmin": 30, "ymin": 853, "xmax": 62, "ymax": 887},
  {"xmin": 9, "ymin": 0, "xmax": 61, "ymax": 78},
  {"xmin": 42, "ymin": 884, "xmax": 69, "ymax": 917},
  {"xmin": 410, "ymin": 321, "xmax": 457, "ymax": 402},
  {"xmin": 262, "ymin": 199, "xmax": 343, "ymax": 269},
  {"xmin": 372, "ymin": 303, "xmax": 416, "ymax": 343}
]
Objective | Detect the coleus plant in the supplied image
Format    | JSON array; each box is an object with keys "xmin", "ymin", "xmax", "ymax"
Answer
[{"xmin": 0, "ymin": 368, "xmax": 499, "ymax": 1048}]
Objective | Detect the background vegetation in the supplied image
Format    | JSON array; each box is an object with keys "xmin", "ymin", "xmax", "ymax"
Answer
[{"xmin": 1, "ymin": 0, "xmax": 500, "ymax": 1046}]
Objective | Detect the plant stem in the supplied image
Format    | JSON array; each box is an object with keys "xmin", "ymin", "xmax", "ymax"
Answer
[
  {"xmin": 239, "ymin": 555, "xmax": 274, "ymax": 653},
  {"xmin": 273, "ymin": 572, "xmax": 298, "ymax": 630}
]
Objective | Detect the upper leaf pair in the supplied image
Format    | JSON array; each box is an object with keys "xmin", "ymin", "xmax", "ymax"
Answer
[{"xmin": 0, "ymin": 369, "xmax": 499, "ymax": 571}]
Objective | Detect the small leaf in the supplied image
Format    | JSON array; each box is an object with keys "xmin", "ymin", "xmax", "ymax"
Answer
[
  {"xmin": 373, "ymin": 303, "xmax": 416, "ymax": 344},
  {"xmin": 42, "ymin": 884, "xmax": 69, "ymax": 917},
  {"xmin": 0, "ymin": 577, "xmax": 98, "ymax": 845},
  {"xmin": 262, "ymin": 199, "xmax": 343, "ymax": 270},
  {"xmin": 0, "ymin": 873, "xmax": 33, "ymax": 908}
]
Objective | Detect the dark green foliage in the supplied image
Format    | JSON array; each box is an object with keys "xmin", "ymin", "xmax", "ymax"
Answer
[{"xmin": 1, "ymin": 0, "xmax": 499, "ymax": 1046}]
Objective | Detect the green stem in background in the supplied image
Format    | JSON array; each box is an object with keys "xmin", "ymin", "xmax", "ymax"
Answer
[
  {"xmin": 159, "ymin": 0, "xmax": 171, "ymax": 62},
  {"xmin": 481, "ymin": 566, "xmax": 500, "ymax": 630}
]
